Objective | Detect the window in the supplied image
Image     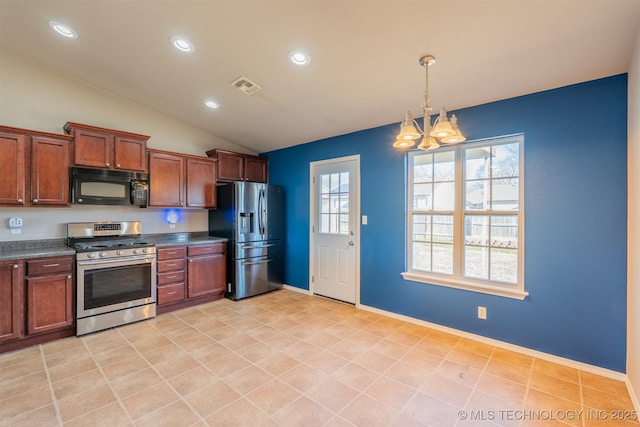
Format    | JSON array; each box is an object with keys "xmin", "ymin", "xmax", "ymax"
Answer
[
  {"xmin": 402, "ymin": 135, "xmax": 527, "ymax": 300},
  {"xmin": 319, "ymin": 172, "xmax": 350, "ymax": 235}
]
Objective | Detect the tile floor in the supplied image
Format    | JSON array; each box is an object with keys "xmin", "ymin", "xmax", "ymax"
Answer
[{"xmin": 0, "ymin": 289, "xmax": 637, "ymax": 427}]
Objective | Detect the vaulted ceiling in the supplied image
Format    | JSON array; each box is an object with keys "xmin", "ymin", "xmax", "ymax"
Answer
[{"xmin": 1, "ymin": 1, "xmax": 638, "ymax": 153}]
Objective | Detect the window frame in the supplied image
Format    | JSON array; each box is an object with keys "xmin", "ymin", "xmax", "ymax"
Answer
[{"xmin": 401, "ymin": 134, "xmax": 527, "ymax": 300}]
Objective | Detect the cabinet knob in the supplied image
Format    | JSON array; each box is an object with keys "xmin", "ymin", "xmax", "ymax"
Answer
[
  {"xmin": 105, "ymin": 162, "xmax": 110, "ymax": 167},
  {"xmin": 116, "ymin": 163, "xmax": 121, "ymax": 168},
  {"xmin": 67, "ymin": 274, "xmax": 72, "ymax": 279},
  {"xmin": 17, "ymin": 198, "xmax": 23, "ymax": 203},
  {"xmin": 32, "ymin": 199, "xmax": 38, "ymax": 203},
  {"xmin": 13, "ymin": 264, "xmax": 19, "ymax": 269}
]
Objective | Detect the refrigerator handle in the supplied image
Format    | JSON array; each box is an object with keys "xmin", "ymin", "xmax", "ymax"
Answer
[{"xmin": 258, "ymin": 189, "xmax": 266, "ymax": 235}]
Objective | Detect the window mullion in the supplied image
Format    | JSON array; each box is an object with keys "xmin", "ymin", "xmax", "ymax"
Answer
[{"xmin": 453, "ymin": 147, "xmax": 464, "ymax": 277}]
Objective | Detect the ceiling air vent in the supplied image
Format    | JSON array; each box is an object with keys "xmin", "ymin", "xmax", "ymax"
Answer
[{"xmin": 230, "ymin": 76, "xmax": 262, "ymax": 95}]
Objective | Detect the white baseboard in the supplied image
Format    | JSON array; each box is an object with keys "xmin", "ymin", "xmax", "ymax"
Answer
[
  {"xmin": 279, "ymin": 285, "xmax": 634, "ymax": 402},
  {"xmin": 626, "ymin": 377, "xmax": 640, "ymax": 412},
  {"xmin": 282, "ymin": 284, "xmax": 312, "ymax": 295}
]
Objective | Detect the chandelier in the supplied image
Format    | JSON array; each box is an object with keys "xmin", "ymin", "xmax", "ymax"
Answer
[{"xmin": 393, "ymin": 55, "xmax": 466, "ymax": 150}]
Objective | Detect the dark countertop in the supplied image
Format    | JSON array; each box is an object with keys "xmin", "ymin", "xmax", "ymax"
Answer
[{"xmin": 0, "ymin": 233, "xmax": 227, "ymax": 261}]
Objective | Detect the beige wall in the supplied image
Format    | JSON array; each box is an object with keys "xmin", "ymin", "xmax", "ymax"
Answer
[
  {"xmin": 0, "ymin": 48, "xmax": 250, "ymax": 241},
  {"xmin": 628, "ymin": 29, "xmax": 640, "ymax": 408}
]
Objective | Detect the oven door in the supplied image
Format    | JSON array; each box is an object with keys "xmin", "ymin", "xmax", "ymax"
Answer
[{"xmin": 77, "ymin": 255, "xmax": 156, "ymax": 319}]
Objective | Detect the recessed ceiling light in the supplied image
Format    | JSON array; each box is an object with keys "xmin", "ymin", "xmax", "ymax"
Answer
[
  {"xmin": 49, "ymin": 21, "xmax": 78, "ymax": 39},
  {"xmin": 204, "ymin": 100, "xmax": 219, "ymax": 109},
  {"xmin": 289, "ymin": 50, "xmax": 310, "ymax": 65},
  {"xmin": 170, "ymin": 36, "xmax": 194, "ymax": 53}
]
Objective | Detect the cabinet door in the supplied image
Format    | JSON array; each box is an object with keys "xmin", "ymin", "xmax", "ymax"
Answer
[
  {"xmin": 187, "ymin": 254, "xmax": 225, "ymax": 298},
  {"xmin": 148, "ymin": 151, "xmax": 184, "ymax": 207},
  {"xmin": 114, "ymin": 136, "xmax": 147, "ymax": 172},
  {"xmin": 186, "ymin": 157, "xmax": 217, "ymax": 208},
  {"xmin": 0, "ymin": 261, "xmax": 23, "ymax": 342},
  {"xmin": 0, "ymin": 132, "xmax": 26, "ymax": 206},
  {"xmin": 244, "ymin": 156, "xmax": 268, "ymax": 183},
  {"xmin": 30, "ymin": 136, "xmax": 70, "ymax": 206},
  {"xmin": 216, "ymin": 152, "xmax": 244, "ymax": 181},
  {"xmin": 73, "ymin": 128, "xmax": 113, "ymax": 168},
  {"xmin": 26, "ymin": 272, "xmax": 73, "ymax": 335}
]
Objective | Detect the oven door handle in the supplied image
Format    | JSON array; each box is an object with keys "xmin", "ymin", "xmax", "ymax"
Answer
[{"xmin": 77, "ymin": 255, "xmax": 156, "ymax": 266}]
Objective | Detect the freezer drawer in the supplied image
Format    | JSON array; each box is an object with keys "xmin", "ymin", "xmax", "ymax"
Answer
[
  {"xmin": 235, "ymin": 240, "xmax": 282, "ymax": 259},
  {"xmin": 232, "ymin": 254, "xmax": 283, "ymax": 300}
]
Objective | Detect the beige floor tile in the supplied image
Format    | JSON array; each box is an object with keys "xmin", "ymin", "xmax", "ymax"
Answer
[
  {"xmin": 273, "ymin": 395, "xmax": 334, "ymax": 427},
  {"xmin": 206, "ymin": 397, "xmax": 276, "ymax": 427},
  {"xmin": 280, "ymin": 363, "xmax": 324, "ymax": 393},
  {"xmin": 365, "ymin": 375, "xmax": 417, "ymax": 411},
  {"xmin": 447, "ymin": 347, "xmax": 491, "ymax": 370},
  {"xmin": 435, "ymin": 359, "xmax": 484, "ymax": 389},
  {"xmin": 530, "ymin": 370, "xmax": 582, "ymax": 403},
  {"xmin": 582, "ymin": 386, "xmax": 635, "ymax": 412},
  {"xmin": 305, "ymin": 376, "xmax": 360, "ymax": 413},
  {"xmin": 420, "ymin": 372, "xmax": 473, "ymax": 408},
  {"xmin": 152, "ymin": 352, "xmax": 201, "ymax": 380},
  {"xmin": 109, "ymin": 367, "xmax": 164, "ymax": 399},
  {"xmin": 455, "ymin": 337, "xmax": 496, "ymax": 357},
  {"xmin": 305, "ymin": 350, "xmax": 350, "ymax": 374},
  {"xmin": 0, "ymin": 369, "xmax": 49, "ymax": 400},
  {"xmin": 100, "ymin": 353, "xmax": 150, "ymax": 381},
  {"xmin": 83, "ymin": 328, "xmax": 129, "ymax": 354},
  {"xmin": 166, "ymin": 365, "xmax": 219, "ymax": 396},
  {"xmin": 331, "ymin": 362, "xmax": 380, "ymax": 392},
  {"xmin": 532, "ymin": 359, "xmax": 580, "ymax": 384},
  {"xmin": 135, "ymin": 400, "xmax": 201, "ymax": 427},
  {"xmin": 56, "ymin": 383, "xmax": 116, "ymax": 423},
  {"xmin": 245, "ymin": 378, "xmax": 301, "ymax": 415},
  {"xmin": 224, "ymin": 365, "xmax": 274, "ymax": 394},
  {"xmin": 183, "ymin": 379, "xmax": 241, "ymax": 418},
  {"xmin": 120, "ymin": 381, "xmax": 179, "ymax": 420},
  {"xmin": 476, "ymin": 372, "xmax": 527, "ymax": 406},
  {"xmin": 63, "ymin": 402, "xmax": 132, "ymax": 427},
  {"xmin": 0, "ymin": 385, "xmax": 53, "ymax": 421},
  {"xmin": 51, "ymin": 368, "xmax": 107, "ymax": 400},
  {"xmin": 47, "ymin": 357, "xmax": 98, "ymax": 383},
  {"xmin": 580, "ymin": 370, "xmax": 630, "ymax": 396},
  {"xmin": 491, "ymin": 347, "xmax": 534, "ymax": 368},
  {"xmin": 384, "ymin": 359, "xmax": 432, "ymax": 389},
  {"xmin": 401, "ymin": 391, "xmax": 460, "ymax": 426},
  {"xmin": 0, "ymin": 346, "xmax": 42, "ymax": 369},
  {"xmin": 0, "ymin": 357, "xmax": 45, "ymax": 383},
  {"xmin": 0, "ymin": 404, "xmax": 59, "ymax": 427},
  {"xmin": 339, "ymin": 394, "xmax": 397, "ymax": 426},
  {"xmin": 485, "ymin": 357, "xmax": 532, "ymax": 385},
  {"xmin": 234, "ymin": 340, "xmax": 276, "ymax": 363},
  {"xmin": 205, "ymin": 352, "xmax": 252, "ymax": 378}
]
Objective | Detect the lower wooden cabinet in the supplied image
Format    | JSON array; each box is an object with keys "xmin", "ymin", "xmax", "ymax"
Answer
[
  {"xmin": 156, "ymin": 243, "xmax": 226, "ymax": 313},
  {"xmin": 0, "ymin": 261, "xmax": 23, "ymax": 342},
  {"xmin": 0, "ymin": 255, "xmax": 74, "ymax": 352}
]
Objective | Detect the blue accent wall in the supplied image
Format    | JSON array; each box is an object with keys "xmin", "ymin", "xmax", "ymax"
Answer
[{"xmin": 264, "ymin": 75, "xmax": 628, "ymax": 372}]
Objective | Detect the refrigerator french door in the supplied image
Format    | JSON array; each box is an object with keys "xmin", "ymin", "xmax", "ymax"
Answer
[{"xmin": 209, "ymin": 182, "xmax": 284, "ymax": 300}]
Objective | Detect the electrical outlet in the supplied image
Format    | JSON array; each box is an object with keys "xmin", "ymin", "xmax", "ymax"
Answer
[{"xmin": 478, "ymin": 306, "xmax": 487, "ymax": 320}]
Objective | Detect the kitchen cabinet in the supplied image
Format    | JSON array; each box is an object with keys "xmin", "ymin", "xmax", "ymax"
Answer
[
  {"xmin": 157, "ymin": 246, "xmax": 186, "ymax": 306},
  {"xmin": 0, "ymin": 261, "xmax": 23, "ymax": 342},
  {"xmin": 148, "ymin": 150, "xmax": 184, "ymax": 207},
  {"xmin": 64, "ymin": 122, "xmax": 149, "ymax": 172},
  {"xmin": 206, "ymin": 149, "xmax": 268, "ymax": 183},
  {"xmin": 25, "ymin": 256, "xmax": 74, "ymax": 335},
  {"xmin": 0, "ymin": 255, "xmax": 74, "ymax": 353},
  {"xmin": 148, "ymin": 149, "xmax": 217, "ymax": 208},
  {"xmin": 0, "ymin": 126, "xmax": 71, "ymax": 207},
  {"xmin": 187, "ymin": 243, "xmax": 226, "ymax": 298}
]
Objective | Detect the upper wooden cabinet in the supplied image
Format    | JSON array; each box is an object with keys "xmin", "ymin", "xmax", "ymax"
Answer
[
  {"xmin": 206, "ymin": 149, "xmax": 268, "ymax": 183},
  {"xmin": 148, "ymin": 149, "xmax": 217, "ymax": 208},
  {"xmin": 0, "ymin": 126, "xmax": 71, "ymax": 207},
  {"xmin": 64, "ymin": 122, "xmax": 149, "ymax": 172}
]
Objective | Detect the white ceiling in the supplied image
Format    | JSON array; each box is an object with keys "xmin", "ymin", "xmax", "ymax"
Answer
[{"xmin": 1, "ymin": 1, "xmax": 639, "ymax": 153}]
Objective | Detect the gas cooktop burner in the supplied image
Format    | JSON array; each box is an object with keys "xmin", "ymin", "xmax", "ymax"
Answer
[
  {"xmin": 73, "ymin": 240, "xmax": 152, "ymax": 251},
  {"xmin": 67, "ymin": 221, "xmax": 156, "ymax": 258}
]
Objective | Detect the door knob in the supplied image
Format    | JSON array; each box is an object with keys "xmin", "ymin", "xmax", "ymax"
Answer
[{"xmin": 348, "ymin": 241, "xmax": 355, "ymax": 246}]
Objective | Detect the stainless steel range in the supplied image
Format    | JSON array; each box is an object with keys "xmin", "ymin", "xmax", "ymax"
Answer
[{"xmin": 67, "ymin": 221, "xmax": 156, "ymax": 336}]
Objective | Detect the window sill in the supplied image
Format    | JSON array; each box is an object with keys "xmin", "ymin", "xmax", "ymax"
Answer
[{"xmin": 401, "ymin": 271, "xmax": 528, "ymax": 300}]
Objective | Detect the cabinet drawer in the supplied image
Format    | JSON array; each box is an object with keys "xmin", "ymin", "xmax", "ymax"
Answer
[
  {"xmin": 157, "ymin": 247, "xmax": 186, "ymax": 261},
  {"xmin": 158, "ymin": 270, "xmax": 185, "ymax": 285},
  {"xmin": 158, "ymin": 259, "xmax": 185, "ymax": 273},
  {"xmin": 188, "ymin": 243, "xmax": 224, "ymax": 257},
  {"xmin": 157, "ymin": 283, "xmax": 185, "ymax": 305},
  {"xmin": 26, "ymin": 257, "xmax": 73, "ymax": 276}
]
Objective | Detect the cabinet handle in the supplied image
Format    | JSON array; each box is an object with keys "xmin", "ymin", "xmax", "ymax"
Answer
[
  {"xmin": 13, "ymin": 264, "xmax": 19, "ymax": 269},
  {"xmin": 166, "ymin": 275, "xmax": 177, "ymax": 279},
  {"xmin": 42, "ymin": 263, "xmax": 60, "ymax": 268},
  {"xmin": 167, "ymin": 291, "xmax": 177, "ymax": 295},
  {"xmin": 167, "ymin": 251, "xmax": 177, "ymax": 255},
  {"xmin": 167, "ymin": 263, "xmax": 176, "ymax": 267}
]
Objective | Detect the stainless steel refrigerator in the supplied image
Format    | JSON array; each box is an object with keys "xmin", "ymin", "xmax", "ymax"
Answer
[{"xmin": 209, "ymin": 182, "xmax": 284, "ymax": 300}]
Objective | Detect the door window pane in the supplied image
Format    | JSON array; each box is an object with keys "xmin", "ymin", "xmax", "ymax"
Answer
[{"xmin": 319, "ymin": 172, "xmax": 350, "ymax": 235}]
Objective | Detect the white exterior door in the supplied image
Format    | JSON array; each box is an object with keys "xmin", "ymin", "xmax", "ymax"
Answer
[{"xmin": 310, "ymin": 156, "xmax": 360, "ymax": 304}]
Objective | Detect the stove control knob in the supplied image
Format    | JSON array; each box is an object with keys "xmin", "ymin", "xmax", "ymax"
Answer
[
  {"xmin": 88, "ymin": 253, "xmax": 97, "ymax": 259},
  {"xmin": 117, "ymin": 250, "xmax": 124, "ymax": 256},
  {"xmin": 133, "ymin": 249, "xmax": 139, "ymax": 255},
  {"xmin": 100, "ymin": 252, "xmax": 107, "ymax": 257},
  {"xmin": 142, "ymin": 248, "xmax": 148, "ymax": 254}
]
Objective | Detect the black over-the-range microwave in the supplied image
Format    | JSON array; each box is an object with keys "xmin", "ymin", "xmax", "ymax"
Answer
[{"xmin": 71, "ymin": 167, "xmax": 149, "ymax": 206}]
